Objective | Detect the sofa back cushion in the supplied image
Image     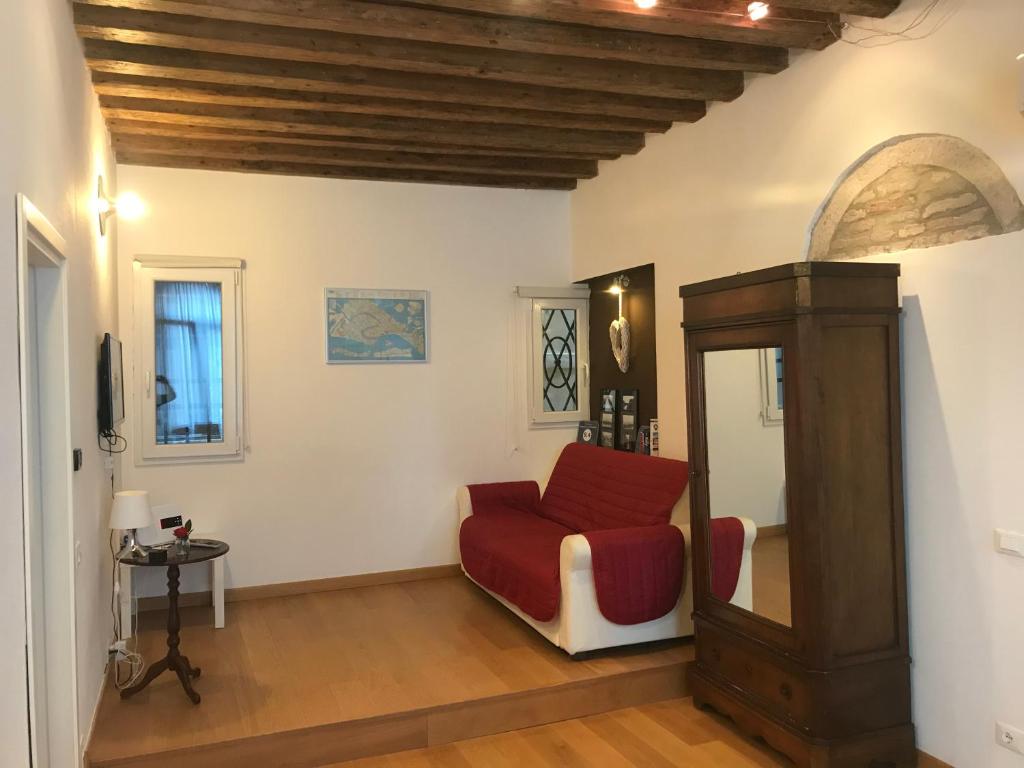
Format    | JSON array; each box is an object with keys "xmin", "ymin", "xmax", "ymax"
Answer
[{"xmin": 538, "ymin": 443, "xmax": 690, "ymax": 532}]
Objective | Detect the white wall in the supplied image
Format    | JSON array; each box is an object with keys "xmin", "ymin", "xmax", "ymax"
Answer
[
  {"xmin": 0, "ymin": 0, "xmax": 119, "ymax": 762},
  {"xmin": 572, "ymin": 1, "xmax": 1024, "ymax": 765},
  {"xmin": 116, "ymin": 167, "xmax": 575, "ymax": 596},
  {"xmin": 704, "ymin": 349, "xmax": 786, "ymax": 528}
]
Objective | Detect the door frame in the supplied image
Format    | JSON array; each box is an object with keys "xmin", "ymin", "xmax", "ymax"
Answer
[{"xmin": 16, "ymin": 194, "xmax": 80, "ymax": 766}]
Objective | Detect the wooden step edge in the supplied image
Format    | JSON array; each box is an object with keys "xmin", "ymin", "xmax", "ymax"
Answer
[{"xmin": 86, "ymin": 660, "xmax": 692, "ymax": 768}]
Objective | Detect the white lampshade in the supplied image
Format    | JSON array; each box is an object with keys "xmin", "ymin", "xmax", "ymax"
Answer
[{"xmin": 109, "ymin": 490, "xmax": 152, "ymax": 530}]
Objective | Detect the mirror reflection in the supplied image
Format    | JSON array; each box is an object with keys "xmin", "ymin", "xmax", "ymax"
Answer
[{"xmin": 703, "ymin": 347, "xmax": 791, "ymax": 627}]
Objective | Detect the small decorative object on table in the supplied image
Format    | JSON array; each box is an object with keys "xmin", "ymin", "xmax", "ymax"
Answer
[
  {"xmin": 576, "ymin": 420, "xmax": 599, "ymax": 445},
  {"xmin": 173, "ymin": 518, "xmax": 193, "ymax": 557},
  {"xmin": 635, "ymin": 425, "xmax": 651, "ymax": 455}
]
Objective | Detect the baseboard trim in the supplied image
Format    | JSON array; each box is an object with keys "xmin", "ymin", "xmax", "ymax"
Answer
[
  {"xmin": 757, "ymin": 524, "xmax": 788, "ymax": 538},
  {"xmin": 917, "ymin": 750, "xmax": 954, "ymax": 768},
  {"xmin": 136, "ymin": 563, "xmax": 462, "ymax": 613}
]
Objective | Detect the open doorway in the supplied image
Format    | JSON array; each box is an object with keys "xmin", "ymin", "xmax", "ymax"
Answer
[{"xmin": 17, "ymin": 195, "xmax": 80, "ymax": 767}]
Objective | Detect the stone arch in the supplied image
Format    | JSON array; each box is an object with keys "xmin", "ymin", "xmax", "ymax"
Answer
[{"xmin": 805, "ymin": 134, "xmax": 1024, "ymax": 261}]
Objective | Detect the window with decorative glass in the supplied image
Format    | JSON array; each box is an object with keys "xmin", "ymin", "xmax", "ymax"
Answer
[
  {"xmin": 133, "ymin": 258, "xmax": 245, "ymax": 463},
  {"xmin": 529, "ymin": 296, "xmax": 590, "ymax": 426}
]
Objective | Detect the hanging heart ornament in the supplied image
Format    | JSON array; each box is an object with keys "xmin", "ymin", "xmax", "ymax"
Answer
[{"xmin": 609, "ymin": 317, "xmax": 631, "ymax": 374}]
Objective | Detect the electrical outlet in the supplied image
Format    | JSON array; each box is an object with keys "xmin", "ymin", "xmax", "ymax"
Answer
[
  {"xmin": 109, "ymin": 639, "xmax": 126, "ymax": 654},
  {"xmin": 996, "ymin": 721, "xmax": 1024, "ymax": 755}
]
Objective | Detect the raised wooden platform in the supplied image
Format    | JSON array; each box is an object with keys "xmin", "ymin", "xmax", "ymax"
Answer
[{"xmin": 86, "ymin": 575, "xmax": 693, "ymax": 768}]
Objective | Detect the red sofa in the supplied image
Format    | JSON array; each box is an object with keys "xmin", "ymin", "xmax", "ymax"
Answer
[{"xmin": 457, "ymin": 443, "xmax": 756, "ymax": 654}]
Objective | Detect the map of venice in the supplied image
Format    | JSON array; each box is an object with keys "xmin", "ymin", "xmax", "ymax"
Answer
[{"xmin": 325, "ymin": 289, "xmax": 428, "ymax": 363}]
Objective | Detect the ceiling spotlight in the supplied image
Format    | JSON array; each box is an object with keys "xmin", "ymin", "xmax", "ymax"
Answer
[
  {"xmin": 748, "ymin": 1, "xmax": 770, "ymax": 21},
  {"xmin": 634, "ymin": 0, "xmax": 657, "ymax": 8}
]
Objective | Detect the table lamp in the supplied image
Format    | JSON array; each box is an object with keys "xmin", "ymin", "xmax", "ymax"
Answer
[{"xmin": 110, "ymin": 490, "xmax": 152, "ymax": 558}]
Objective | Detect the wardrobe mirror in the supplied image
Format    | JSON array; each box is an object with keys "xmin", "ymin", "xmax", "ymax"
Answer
[{"xmin": 703, "ymin": 347, "xmax": 791, "ymax": 627}]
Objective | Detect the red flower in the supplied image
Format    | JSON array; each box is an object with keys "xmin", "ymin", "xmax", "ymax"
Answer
[{"xmin": 173, "ymin": 527, "xmax": 189, "ymax": 539}]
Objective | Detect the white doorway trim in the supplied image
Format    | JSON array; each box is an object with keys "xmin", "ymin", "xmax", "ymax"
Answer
[{"xmin": 16, "ymin": 194, "xmax": 81, "ymax": 767}]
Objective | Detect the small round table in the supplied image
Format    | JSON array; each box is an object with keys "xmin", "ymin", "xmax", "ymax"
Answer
[{"xmin": 118, "ymin": 540, "xmax": 229, "ymax": 704}]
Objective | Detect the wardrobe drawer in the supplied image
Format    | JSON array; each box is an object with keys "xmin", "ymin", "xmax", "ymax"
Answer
[{"xmin": 697, "ymin": 626, "xmax": 810, "ymax": 726}]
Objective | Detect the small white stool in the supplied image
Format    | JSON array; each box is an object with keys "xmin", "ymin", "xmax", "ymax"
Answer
[{"xmin": 119, "ymin": 549, "xmax": 226, "ymax": 641}]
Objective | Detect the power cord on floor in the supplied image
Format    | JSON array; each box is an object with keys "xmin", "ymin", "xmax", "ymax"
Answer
[{"xmin": 110, "ymin": 530, "xmax": 146, "ymax": 690}]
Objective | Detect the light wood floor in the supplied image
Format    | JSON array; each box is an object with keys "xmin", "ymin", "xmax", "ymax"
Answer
[
  {"xmin": 329, "ymin": 698, "xmax": 792, "ymax": 768},
  {"xmin": 751, "ymin": 535, "xmax": 792, "ymax": 627},
  {"xmin": 87, "ymin": 575, "xmax": 692, "ymax": 766}
]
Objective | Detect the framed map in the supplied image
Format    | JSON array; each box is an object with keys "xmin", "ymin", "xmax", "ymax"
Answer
[{"xmin": 325, "ymin": 288, "xmax": 429, "ymax": 364}]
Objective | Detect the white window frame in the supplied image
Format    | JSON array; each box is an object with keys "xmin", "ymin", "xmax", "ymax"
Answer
[
  {"xmin": 759, "ymin": 346, "xmax": 784, "ymax": 426},
  {"xmin": 133, "ymin": 256, "xmax": 245, "ymax": 464},
  {"xmin": 520, "ymin": 287, "xmax": 590, "ymax": 428}
]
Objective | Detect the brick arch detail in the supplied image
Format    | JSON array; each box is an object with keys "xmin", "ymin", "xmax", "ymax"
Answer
[{"xmin": 805, "ymin": 134, "xmax": 1024, "ymax": 262}]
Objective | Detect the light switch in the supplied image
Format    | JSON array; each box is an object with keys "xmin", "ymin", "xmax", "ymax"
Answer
[{"xmin": 994, "ymin": 529, "xmax": 1024, "ymax": 558}]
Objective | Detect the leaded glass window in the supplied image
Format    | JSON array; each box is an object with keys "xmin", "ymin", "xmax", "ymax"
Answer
[{"xmin": 541, "ymin": 308, "xmax": 578, "ymax": 412}]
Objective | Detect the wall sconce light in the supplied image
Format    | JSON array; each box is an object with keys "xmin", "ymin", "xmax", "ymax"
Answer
[
  {"xmin": 96, "ymin": 176, "xmax": 146, "ymax": 236},
  {"xmin": 634, "ymin": 0, "xmax": 657, "ymax": 8},
  {"xmin": 608, "ymin": 275, "xmax": 631, "ymax": 374}
]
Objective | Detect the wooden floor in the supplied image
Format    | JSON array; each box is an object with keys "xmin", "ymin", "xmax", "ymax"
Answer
[
  {"xmin": 751, "ymin": 535, "xmax": 792, "ymax": 627},
  {"xmin": 87, "ymin": 575, "xmax": 693, "ymax": 768},
  {"xmin": 330, "ymin": 698, "xmax": 792, "ymax": 768}
]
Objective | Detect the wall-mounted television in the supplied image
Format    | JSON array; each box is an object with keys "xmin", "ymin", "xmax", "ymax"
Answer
[{"xmin": 98, "ymin": 332, "xmax": 125, "ymax": 434}]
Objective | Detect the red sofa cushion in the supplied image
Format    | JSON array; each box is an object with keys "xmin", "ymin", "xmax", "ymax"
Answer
[
  {"xmin": 460, "ymin": 507, "xmax": 573, "ymax": 623},
  {"xmin": 583, "ymin": 524, "xmax": 685, "ymax": 625},
  {"xmin": 538, "ymin": 443, "xmax": 689, "ymax": 532}
]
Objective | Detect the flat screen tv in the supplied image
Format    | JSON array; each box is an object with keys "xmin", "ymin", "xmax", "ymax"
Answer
[{"xmin": 98, "ymin": 333, "xmax": 125, "ymax": 434}]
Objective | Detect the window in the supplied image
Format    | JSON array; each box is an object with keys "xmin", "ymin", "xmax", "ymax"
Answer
[
  {"xmin": 134, "ymin": 258, "xmax": 244, "ymax": 462},
  {"xmin": 524, "ymin": 291, "xmax": 590, "ymax": 427},
  {"xmin": 759, "ymin": 346, "xmax": 784, "ymax": 425}
]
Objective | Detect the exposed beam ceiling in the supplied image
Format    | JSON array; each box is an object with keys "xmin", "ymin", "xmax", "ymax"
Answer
[{"xmin": 73, "ymin": 0, "xmax": 900, "ymax": 190}]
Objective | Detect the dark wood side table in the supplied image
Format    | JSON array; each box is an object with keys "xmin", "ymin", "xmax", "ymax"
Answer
[{"xmin": 118, "ymin": 539, "xmax": 229, "ymax": 704}]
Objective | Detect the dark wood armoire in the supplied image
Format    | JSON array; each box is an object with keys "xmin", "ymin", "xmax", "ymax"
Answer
[{"xmin": 680, "ymin": 262, "xmax": 914, "ymax": 767}]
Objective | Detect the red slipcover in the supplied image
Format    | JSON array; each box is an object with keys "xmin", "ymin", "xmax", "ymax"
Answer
[
  {"xmin": 538, "ymin": 443, "xmax": 689, "ymax": 531},
  {"xmin": 710, "ymin": 517, "xmax": 745, "ymax": 603},
  {"xmin": 460, "ymin": 497, "xmax": 571, "ymax": 622},
  {"xmin": 460, "ymin": 444, "xmax": 694, "ymax": 627},
  {"xmin": 583, "ymin": 525, "xmax": 685, "ymax": 625}
]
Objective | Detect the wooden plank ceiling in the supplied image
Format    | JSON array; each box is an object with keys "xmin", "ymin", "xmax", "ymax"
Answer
[{"xmin": 74, "ymin": 0, "xmax": 900, "ymax": 191}]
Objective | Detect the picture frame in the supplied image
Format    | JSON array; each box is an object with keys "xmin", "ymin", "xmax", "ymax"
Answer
[{"xmin": 324, "ymin": 288, "xmax": 430, "ymax": 365}]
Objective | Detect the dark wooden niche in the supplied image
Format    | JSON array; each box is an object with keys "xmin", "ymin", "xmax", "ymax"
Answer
[{"xmin": 582, "ymin": 263, "xmax": 657, "ymax": 437}]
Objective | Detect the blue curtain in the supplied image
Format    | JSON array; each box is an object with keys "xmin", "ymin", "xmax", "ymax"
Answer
[{"xmin": 154, "ymin": 281, "xmax": 223, "ymax": 444}]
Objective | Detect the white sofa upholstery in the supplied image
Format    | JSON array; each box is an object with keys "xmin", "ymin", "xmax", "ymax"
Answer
[{"xmin": 457, "ymin": 485, "xmax": 757, "ymax": 655}]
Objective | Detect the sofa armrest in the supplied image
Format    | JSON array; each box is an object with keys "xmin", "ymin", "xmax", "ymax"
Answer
[
  {"xmin": 730, "ymin": 517, "xmax": 758, "ymax": 611},
  {"xmin": 457, "ymin": 480, "xmax": 541, "ymax": 525},
  {"xmin": 560, "ymin": 533, "xmax": 593, "ymax": 572}
]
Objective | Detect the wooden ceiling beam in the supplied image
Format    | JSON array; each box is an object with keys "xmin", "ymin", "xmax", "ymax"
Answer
[
  {"xmin": 395, "ymin": 0, "xmax": 840, "ymax": 50},
  {"xmin": 98, "ymin": 96, "xmax": 647, "ymax": 155},
  {"xmin": 74, "ymin": 3, "xmax": 745, "ymax": 101},
  {"xmin": 104, "ymin": 119, "xmax": 622, "ymax": 159},
  {"xmin": 759, "ymin": 0, "xmax": 900, "ymax": 16},
  {"xmin": 115, "ymin": 151, "xmax": 580, "ymax": 189},
  {"xmin": 91, "ymin": 72, "xmax": 678, "ymax": 134},
  {"xmin": 83, "ymin": 40, "xmax": 708, "ymax": 124},
  {"xmin": 111, "ymin": 134, "xmax": 598, "ymax": 178},
  {"xmin": 75, "ymin": 0, "xmax": 789, "ymax": 73}
]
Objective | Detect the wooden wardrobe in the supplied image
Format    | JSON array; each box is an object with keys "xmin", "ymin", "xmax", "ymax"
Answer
[{"xmin": 680, "ymin": 262, "xmax": 914, "ymax": 767}]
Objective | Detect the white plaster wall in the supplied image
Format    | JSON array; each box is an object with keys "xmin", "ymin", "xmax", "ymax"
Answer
[
  {"xmin": 571, "ymin": 1, "xmax": 1024, "ymax": 763},
  {"xmin": 0, "ymin": 0, "xmax": 119, "ymax": 761},
  {"xmin": 704, "ymin": 349, "xmax": 786, "ymax": 528},
  {"xmin": 116, "ymin": 167, "xmax": 576, "ymax": 596}
]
